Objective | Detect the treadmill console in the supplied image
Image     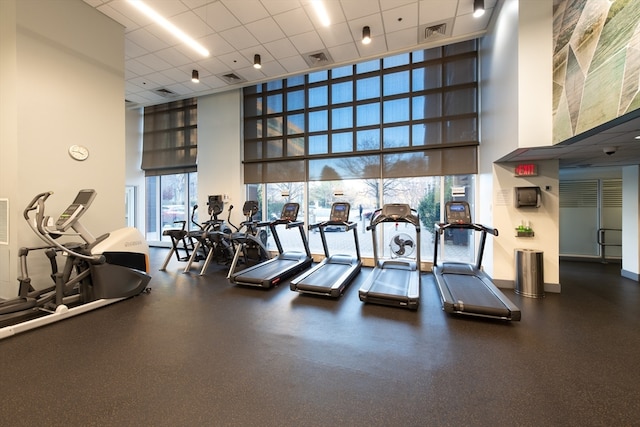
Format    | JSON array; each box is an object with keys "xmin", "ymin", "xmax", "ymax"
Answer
[
  {"xmin": 280, "ymin": 203, "xmax": 299, "ymax": 221},
  {"xmin": 445, "ymin": 201, "xmax": 472, "ymax": 224},
  {"xmin": 381, "ymin": 203, "xmax": 411, "ymax": 220},
  {"xmin": 55, "ymin": 189, "xmax": 97, "ymax": 231},
  {"xmin": 242, "ymin": 200, "xmax": 259, "ymax": 218},
  {"xmin": 330, "ymin": 202, "xmax": 350, "ymax": 222},
  {"xmin": 207, "ymin": 195, "xmax": 224, "ymax": 216}
]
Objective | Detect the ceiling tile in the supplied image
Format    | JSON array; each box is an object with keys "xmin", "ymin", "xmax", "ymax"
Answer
[
  {"xmin": 382, "ymin": 3, "xmax": 418, "ymax": 33},
  {"xmin": 418, "ymin": 0, "xmax": 458, "ymax": 23},
  {"xmin": 263, "ymin": 37, "xmax": 299, "ymax": 60},
  {"xmin": 260, "ymin": 0, "xmax": 300, "ymax": 15},
  {"xmin": 221, "ymin": 0, "xmax": 270, "ymax": 23},
  {"xmin": 340, "ymin": 0, "xmax": 381, "ymax": 20},
  {"xmin": 278, "ymin": 55, "xmax": 310, "ymax": 74},
  {"xmin": 317, "ymin": 22, "xmax": 354, "ymax": 48},
  {"xmin": 195, "ymin": 2, "xmax": 240, "ymax": 32},
  {"xmin": 386, "ymin": 27, "xmax": 419, "ymax": 51},
  {"xmin": 246, "ymin": 17, "xmax": 287, "ymax": 43},
  {"xmin": 170, "ymin": 10, "xmax": 212, "ymax": 40},
  {"xmin": 144, "ymin": 0, "xmax": 188, "ymax": 18},
  {"xmin": 126, "ymin": 28, "xmax": 171, "ymax": 54},
  {"xmin": 289, "ymin": 31, "xmax": 326, "ymax": 55},
  {"xmin": 328, "ymin": 43, "xmax": 360, "ymax": 64},
  {"xmin": 273, "ymin": 7, "xmax": 314, "ymax": 37},
  {"xmin": 219, "ymin": 26, "xmax": 261, "ymax": 51}
]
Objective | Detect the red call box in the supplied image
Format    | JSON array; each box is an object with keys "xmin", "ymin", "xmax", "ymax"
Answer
[{"xmin": 515, "ymin": 163, "xmax": 538, "ymax": 177}]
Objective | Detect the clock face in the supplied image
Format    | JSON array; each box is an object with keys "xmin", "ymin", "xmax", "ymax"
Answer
[{"xmin": 68, "ymin": 145, "xmax": 89, "ymax": 161}]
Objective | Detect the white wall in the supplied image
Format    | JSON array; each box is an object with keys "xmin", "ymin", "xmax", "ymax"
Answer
[
  {"xmin": 0, "ymin": 0, "xmax": 125, "ymax": 298},
  {"xmin": 196, "ymin": 90, "xmax": 245, "ymax": 227},
  {"xmin": 125, "ymin": 108, "xmax": 146, "ymax": 231},
  {"xmin": 0, "ymin": 0, "xmax": 18, "ymax": 298},
  {"xmin": 622, "ymin": 166, "xmax": 640, "ymax": 281},
  {"xmin": 481, "ymin": 0, "xmax": 560, "ymax": 290}
]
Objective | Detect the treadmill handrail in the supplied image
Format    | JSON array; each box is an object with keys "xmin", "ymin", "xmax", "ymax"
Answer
[
  {"xmin": 367, "ymin": 207, "xmax": 420, "ymax": 231},
  {"xmin": 436, "ymin": 222, "xmax": 498, "ymax": 236}
]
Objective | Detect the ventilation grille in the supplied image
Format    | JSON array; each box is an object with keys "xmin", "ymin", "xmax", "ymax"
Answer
[
  {"xmin": 0, "ymin": 199, "xmax": 7, "ymax": 245},
  {"xmin": 218, "ymin": 72, "xmax": 247, "ymax": 85},
  {"xmin": 154, "ymin": 88, "xmax": 177, "ymax": 98},
  {"xmin": 303, "ymin": 49, "xmax": 334, "ymax": 67},
  {"xmin": 418, "ymin": 19, "xmax": 453, "ymax": 43}
]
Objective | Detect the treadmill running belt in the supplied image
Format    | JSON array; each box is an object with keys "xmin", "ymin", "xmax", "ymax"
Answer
[
  {"xmin": 440, "ymin": 273, "xmax": 512, "ymax": 318},
  {"xmin": 367, "ymin": 268, "xmax": 412, "ymax": 298},
  {"xmin": 234, "ymin": 258, "xmax": 299, "ymax": 282},
  {"xmin": 295, "ymin": 263, "xmax": 352, "ymax": 291}
]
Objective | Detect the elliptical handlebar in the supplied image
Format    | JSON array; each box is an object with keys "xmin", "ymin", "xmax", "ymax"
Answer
[{"xmin": 24, "ymin": 191, "xmax": 105, "ymax": 263}]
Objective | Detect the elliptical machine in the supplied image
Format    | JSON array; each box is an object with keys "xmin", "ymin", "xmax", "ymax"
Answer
[
  {"xmin": 0, "ymin": 189, "xmax": 151, "ymax": 339},
  {"xmin": 226, "ymin": 201, "xmax": 270, "ymax": 279},
  {"xmin": 183, "ymin": 195, "xmax": 234, "ymax": 275}
]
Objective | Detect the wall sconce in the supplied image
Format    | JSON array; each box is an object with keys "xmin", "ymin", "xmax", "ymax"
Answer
[
  {"xmin": 253, "ymin": 54, "xmax": 262, "ymax": 69},
  {"xmin": 473, "ymin": 0, "xmax": 485, "ymax": 18},
  {"xmin": 362, "ymin": 26, "xmax": 371, "ymax": 45},
  {"xmin": 191, "ymin": 69, "xmax": 199, "ymax": 83}
]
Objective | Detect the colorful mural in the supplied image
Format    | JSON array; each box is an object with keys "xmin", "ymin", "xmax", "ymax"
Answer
[{"xmin": 552, "ymin": 0, "xmax": 640, "ymax": 143}]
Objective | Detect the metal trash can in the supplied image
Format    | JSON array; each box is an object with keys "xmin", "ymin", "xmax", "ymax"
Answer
[{"xmin": 515, "ymin": 249, "xmax": 544, "ymax": 298}]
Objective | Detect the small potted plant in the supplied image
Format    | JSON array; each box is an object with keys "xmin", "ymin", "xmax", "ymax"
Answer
[{"xmin": 516, "ymin": 223, "xmax": 534, "ymax": 237}]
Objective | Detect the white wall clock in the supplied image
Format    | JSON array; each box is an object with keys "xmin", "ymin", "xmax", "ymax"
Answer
[{"xmin": 68, "ymin": 144, "xmax": 89, "ymax": 161}]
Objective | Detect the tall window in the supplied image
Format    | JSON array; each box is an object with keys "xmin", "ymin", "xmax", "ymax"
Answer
[
  {"xmin": 243, "ymin": 40, "xmax": 478, "ymax": 185},
  {"xmin": 142, "ymin": 98, "xmax": 198, "ymax": 243},
  {"xmin": 243, "ymin": 41, "xmax": 479, "ymax": 262}
]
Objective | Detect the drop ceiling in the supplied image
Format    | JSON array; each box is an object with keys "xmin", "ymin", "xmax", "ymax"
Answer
[
  {"xmin": 84, "ymin": 0, "xmax": 640, "ymax": 169},
  {"xmin": 84, "ymin": 0, "xmax": 498, "ymax": 105}
]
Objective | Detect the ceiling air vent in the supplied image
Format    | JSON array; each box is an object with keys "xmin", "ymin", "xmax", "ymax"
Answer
[
  {"xmin": 418, "ymin": 19, "xmax": 453, "ymax": 43},
  {"xmin": 303, "ymin": 49, "xmax": 333, "ymax": 68},
  {"xmin": 154, "ymin": 88, "xmax": 177, "ymax": 98},
  {"xmin": 218, "ymin": 73, "xmax": 246, "ymax": 85}
]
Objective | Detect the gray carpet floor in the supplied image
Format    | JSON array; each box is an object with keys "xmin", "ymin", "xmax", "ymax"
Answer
[{"xmin": 1, "ymin": 250, "xmax": 638, "ymax": 426}]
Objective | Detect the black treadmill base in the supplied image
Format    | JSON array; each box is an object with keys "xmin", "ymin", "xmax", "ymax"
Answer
[{"xmin": 359, "ymin": 294, "xmax": 419, "ymax": 310}]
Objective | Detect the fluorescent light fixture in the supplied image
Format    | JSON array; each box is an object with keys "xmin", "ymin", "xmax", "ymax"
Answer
[
  {"xmin": 473, "ymin": 0, "xmax": 485, "ymax": 18},
  {"xmin": 311, "ymin": 0, "xmax": 331, "ymax": 27},
  {"xmin": 127, "ymin": 0, "xmax": 209, "ymax": 57},
  {"xmin": 362, "ymin": 26, "xmax": 371, "ymax": 45}
]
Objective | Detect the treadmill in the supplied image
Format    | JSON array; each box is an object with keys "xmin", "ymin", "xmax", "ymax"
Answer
[
  {"xmin": 290, "ymin": 202, "xmax": 362, "ymax": 298},
  {"xmin": 228, "ymin": 202, "xmax": 312, "ymax": 288},
  {"xmin": 432, "ymin": 201, "xmax": 521, "ymax": 321},
  {"xmin": 358, "ymin": 203, "xmax": 421, "ymax": 310}
]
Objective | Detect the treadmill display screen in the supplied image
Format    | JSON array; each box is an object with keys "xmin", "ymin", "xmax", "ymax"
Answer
[
  {"xmin": 382, "ymin": 203, "xmax": 410, "ymax": 219},
  {"xmin": 281, "ymin": 203, "xmax": 299, "ymax": 221},
  {"xmin": 445, "ymin": 201, "xmax": 472, "ymax": 224},
  {"xmin": 330, "ymin": 203, "xmax": 350, "ymax": 222}
]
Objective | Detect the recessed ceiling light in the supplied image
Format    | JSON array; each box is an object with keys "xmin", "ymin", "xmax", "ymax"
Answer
[{"xmin": 635, "ymin": 135, "xmax": 640, "ymax": 140}]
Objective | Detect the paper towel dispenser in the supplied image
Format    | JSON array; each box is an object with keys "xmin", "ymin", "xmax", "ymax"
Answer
[{"xmin": 515, "ymin": 186, "xmax": 541, "ymax": 208}]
